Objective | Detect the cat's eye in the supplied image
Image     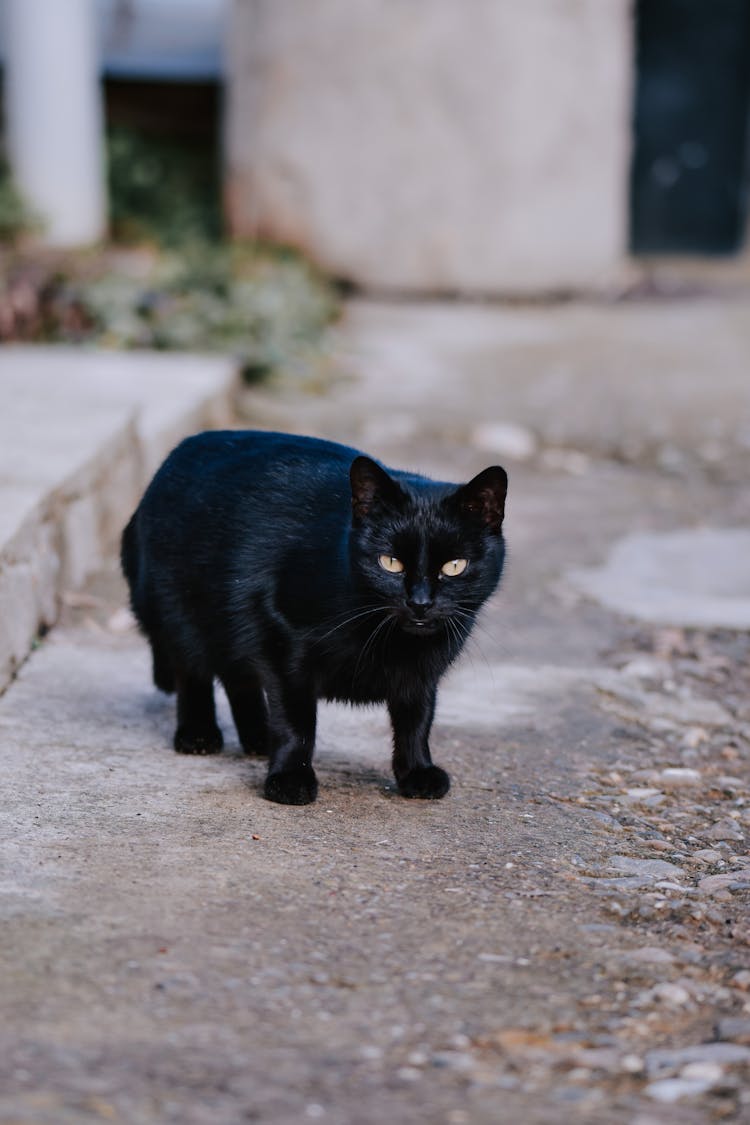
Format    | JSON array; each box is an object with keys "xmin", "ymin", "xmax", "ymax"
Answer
[
  {"xmin": 441, "ymin": 558, "xmax": 468, "ymax": 577},
  {"xmin": 378, "ymin": 555, "xmax": 404, "ymax": 574}
]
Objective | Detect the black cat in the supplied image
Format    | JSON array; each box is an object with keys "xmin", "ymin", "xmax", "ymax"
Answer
[{"xmin": 121, "ymin": 431, "xmax": 507, "ymax": 805}]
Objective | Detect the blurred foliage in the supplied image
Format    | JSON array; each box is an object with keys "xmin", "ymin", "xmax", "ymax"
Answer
[
  {"xmin": 0, "ymin": 159, "xmax": 36, "ymax": 242},
  {"xmin": 0, "ymin": 119, "xmax": 338, "ymax": 383},
  {"xmin": 0, "ymin": 243, "xmax": 339, "ymax": 383},
  {"xmin": 106, "ymin": 125, "xmax": 222, "ymax": 248}
]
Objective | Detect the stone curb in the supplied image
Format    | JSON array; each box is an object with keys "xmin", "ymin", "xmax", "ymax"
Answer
[{"xmin": 0, "ymin": 347, "xmax": 240, "ymax": 693}]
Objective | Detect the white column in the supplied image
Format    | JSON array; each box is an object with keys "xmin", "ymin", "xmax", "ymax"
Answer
[{"xmin": 4, "ymin": 0, "xmax": 107, "ymax": 246}]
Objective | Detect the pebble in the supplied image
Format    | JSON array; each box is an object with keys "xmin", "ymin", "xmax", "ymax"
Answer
[
  {"xmin": 645, "ymin": 1076, "xmax": 715, "ymax": 1102},
  {"xmin": 396, "ymin": 1067, "xmax": 422, "ymax": 1082},
  {"xmin": 705, "ymin": 817, "xmax": 745, "ymax": 842},
  {"xmin": 470, "ymin": 422, "xmax": 537, "ymax": 460},
  {"xmin": 621, "ymin": 788, "xmax": 666, "ymax": 807},
  {"xmin": 430, "ymin": 1051, "xmax": 474, "ymax": 1072},
  {"xmin": 690, "ymin": 848, "xmax": 723, "ymax": 863},
  {"xmin": 715, "ymin": 1018, "xmax": 750, "ymax": 1045},
  {"xmin": 626, "ymin": 947, "xmax": 675, "ymax": 964},
  {"xmin": 718, "ymin": 775, "xmax": 745, "ymax": 790},
  {"xmin": 646, "ymin": 1042, "xmax": 750, "ymax": 1076},
  {"xmin": 107, "ymin": 607, "xmax": 137, "ymax": 633},
  {"xmin": 539, "ymin": 448, "xmax": 590, "ymax": 475},
  {"xmin": 608, "ymin": 856, "xmax": 684, "ymax": 879},
  {"xmin": 620, "ymin": 658, "xmax": 669, "ymax": 681},
  {"xmin": 681, "ymin": 1061, "xmax": 725, "ymax": 1081},
  {"xmin": 659, "ymin": 767, "xmax": 701, "ymax": 788},
  {"xmin": 698, "ymin": 873, "xmax": 738, "ymax": 895},
  {"xmin": 731, "ymin": 970, "xmax": 750, "ymax": 991},
  {"xmin": 621, "ymin": 1054, "xmax": 645, "ymax": 1074},
  {"xmin": 650, "ymin": 982, "xmax": 691, "ymax": 1007}
]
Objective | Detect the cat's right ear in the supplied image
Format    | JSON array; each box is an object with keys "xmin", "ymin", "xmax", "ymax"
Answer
[
  {"xmin": 455, "ymin": 465, "xmax": 508, "ymax": 533},
  {"xmin": 350, "ymin": 457, "xmax": 404, "ymax": 521}
]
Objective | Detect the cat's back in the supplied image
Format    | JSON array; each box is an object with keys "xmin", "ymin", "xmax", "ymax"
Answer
[
  {"xmin": 140, "ymin": 430, "xmax": 358, "ymax": 522},
  {"xmin": 157, "ymin": 430, "xmax": 356, "ymax": 491}
]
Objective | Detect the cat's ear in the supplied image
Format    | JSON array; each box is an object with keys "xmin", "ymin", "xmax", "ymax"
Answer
[
  {"xmin": 455, "ymin": 466, "xmax": 507, "ymax": 533},
  {"xmin": 350, "ymin": 457, "xmax": 405, "ymax": 521}
]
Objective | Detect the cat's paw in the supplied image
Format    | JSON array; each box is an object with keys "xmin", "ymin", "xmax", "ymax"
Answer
[
  {"xmin": 264, "ymin": 766, "xmax": 318, "ymax": 805},
  {"xmin": 397, "ymin": 765, "xmax": 451, "ymax": 800},
  {"xmin": 174, "ymin": 725, "xmax": 224, "ymax": 755}
]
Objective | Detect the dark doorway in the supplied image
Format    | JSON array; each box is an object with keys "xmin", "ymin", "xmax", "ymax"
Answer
[{"xmin": 630, "ymin": 0, "xmax": 750, "ymax": 255}]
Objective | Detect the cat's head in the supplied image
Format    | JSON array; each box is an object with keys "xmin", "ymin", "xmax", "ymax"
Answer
[{"xmin": 349, "ymin": 457, "xmax": 507, "ymax": 635}]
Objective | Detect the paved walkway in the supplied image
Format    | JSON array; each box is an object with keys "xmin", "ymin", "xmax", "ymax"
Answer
[{"xmin": 1, "ymin": 302, "xmax": 750, "ymax": 1123}]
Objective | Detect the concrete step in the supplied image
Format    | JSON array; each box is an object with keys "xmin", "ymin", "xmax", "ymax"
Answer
[{"xmin": 0, "ymin": 346, "xmax": 239, "ymax": 692}]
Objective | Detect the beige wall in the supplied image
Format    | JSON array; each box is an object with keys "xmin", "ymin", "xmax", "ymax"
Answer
[{"xmin": 226, "ymin": 0, "xmax": 633, "ymax": 295}]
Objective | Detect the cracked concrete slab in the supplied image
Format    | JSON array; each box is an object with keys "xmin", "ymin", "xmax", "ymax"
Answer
[{"xmin": 570, "ymin": 528, "xmax": 750, "ymax": 629}]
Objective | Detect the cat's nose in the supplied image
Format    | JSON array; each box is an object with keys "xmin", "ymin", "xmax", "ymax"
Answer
[{"xmin": 406, "ymin": 581, "xmax": 433, "ymax": 618}]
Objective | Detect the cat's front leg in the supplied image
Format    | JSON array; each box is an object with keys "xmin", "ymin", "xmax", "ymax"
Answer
[
  {"xmin": 173, "ymin": 672, "xmax": 223, "ymax": 755},
  {"xmin": 388, "ymin": 687, "xmax": 450, "ymax": 799},
  {"xmin": 263, "ymin": 678, "xmax": 318, "ymax": 805}
]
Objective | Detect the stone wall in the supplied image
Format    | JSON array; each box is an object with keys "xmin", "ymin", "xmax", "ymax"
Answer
[{"xmin": 226, "ymin": 0, "xmax": 633, "ymax": 294}]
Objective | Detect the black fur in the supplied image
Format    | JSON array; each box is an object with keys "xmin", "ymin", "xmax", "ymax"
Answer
[{"xmin": 121, "ymin": 431, "xmax": 507, "ymax": 804}]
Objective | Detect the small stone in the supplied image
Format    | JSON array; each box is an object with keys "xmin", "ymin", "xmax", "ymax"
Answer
[
  {"xmin": 705, "ymin": 818, "xmax": 744, "ymax": 842},
  {"xmin": 651, "ymin": 982, "xmax": 691, "ymax": 1007},
  {"xmin": 471, "ymin": 422, "xmax": 537, "ymax": 461},
  {"xmin": 608, "ymin": 856, "xmax": 684, "ymax": 879},
  {"xmin": 715, "ymin": 1018, "xmax": 750, "ymax": 1045},
  {"xmin": 540, "ymin": 448, "xmax": 590, "ymax": 475},
  {"xmin": 645, "ymin": 1077, "xmax": 715, "ymax": 1102},
  {"xmin": 698, "ymin": 873, "xmax": 738, "ymax": 895},
  {"xmin": 690, "ymin": 848, "xmax": 723, "ymax": 864},
  {"xmin": 626, "ymin": 947, "xmax": 675, "ymax": 964},
  {"xmin": 621, "ymin": 658, "xmax": 669, "ymax": 681},
  {"xmin": 564, "ymin": 1048, "xmax": 617, "ymax": 1072},
  {"xmin": 621, "ymin": 1054, "xmax": 645, "ymax": 1074},
  {"xmin": 396, "ymin": 1067, "xmax": 422, "ymax": 1082},
  {"xmin": 360, "ymin": 1045, "xmax": 382, "ymax": 1060},
  {"xmin": 659, "ymin": 767, "xmax": 701, "ymax": 788},
  {"xmin": 680, "ymin": 1061, "xmax": 724, "ymax": 1082},
  {"xmin": 430, "ymin": 1051, "xmax": 474, "ymax": 1072},
  {"xmin": 683, "ymin": 727, "xmax": 709, "ymax": 749},
  {"xmin": 731, "ymin": 970, "xmax": 750, "ymax": 992},
  {"xmin": 107, "ymin": 607, "xmax": 136, "ymax": 633},
  {"xmin": 718, "ymin": 776, "xmax": 745, "ymax": 790},
  {"xmin": 621, "ymin": 788, "xmax": 666, "ymax": 807},
  {"xmin": 646, "ymin": 1042, "xmax": 750, "ymax": 1077}
]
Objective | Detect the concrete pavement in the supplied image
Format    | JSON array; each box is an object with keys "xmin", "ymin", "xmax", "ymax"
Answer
[
  {"xmin": 0, "ymin": 347, "xmax": 238, "ymax": 692},
  {"xmin": 2, "ymin": 301, "xmax": 750, "ymax": 1123}
]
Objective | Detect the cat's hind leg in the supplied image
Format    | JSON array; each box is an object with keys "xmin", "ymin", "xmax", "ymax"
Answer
[
  {"xmin": 221, "ymin": 670, "xmax": 270, "ymax": 756},
  {"xmin": 150, "ymin": 637, "xmax": 176, "ymax": 694},
  {"xmin": 174, "ymin": 671, "xmax": 223, "ymax": 755}
]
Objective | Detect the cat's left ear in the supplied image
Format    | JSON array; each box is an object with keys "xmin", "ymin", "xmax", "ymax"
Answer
[
  {"xmin": 350, "ymin": 457, "xmax": 405, "ymax": 521},
  {"xmin": 454, "ymin": 466, "xmax": 507, "ymax": 533}
]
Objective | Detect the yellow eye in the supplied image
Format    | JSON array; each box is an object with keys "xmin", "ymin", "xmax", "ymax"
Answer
[
  {"xmin": 441, "ymin": 558, "xmax": 468, "ymax": 577},
  {"xmin": 378, "ymin": 555, "xmax": 404, "ymax": 574}
]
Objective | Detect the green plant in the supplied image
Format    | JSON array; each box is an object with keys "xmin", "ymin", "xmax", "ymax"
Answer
[{"xmin": 0, "ymin": 160, "xmax": 35, "ymax": 242}]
